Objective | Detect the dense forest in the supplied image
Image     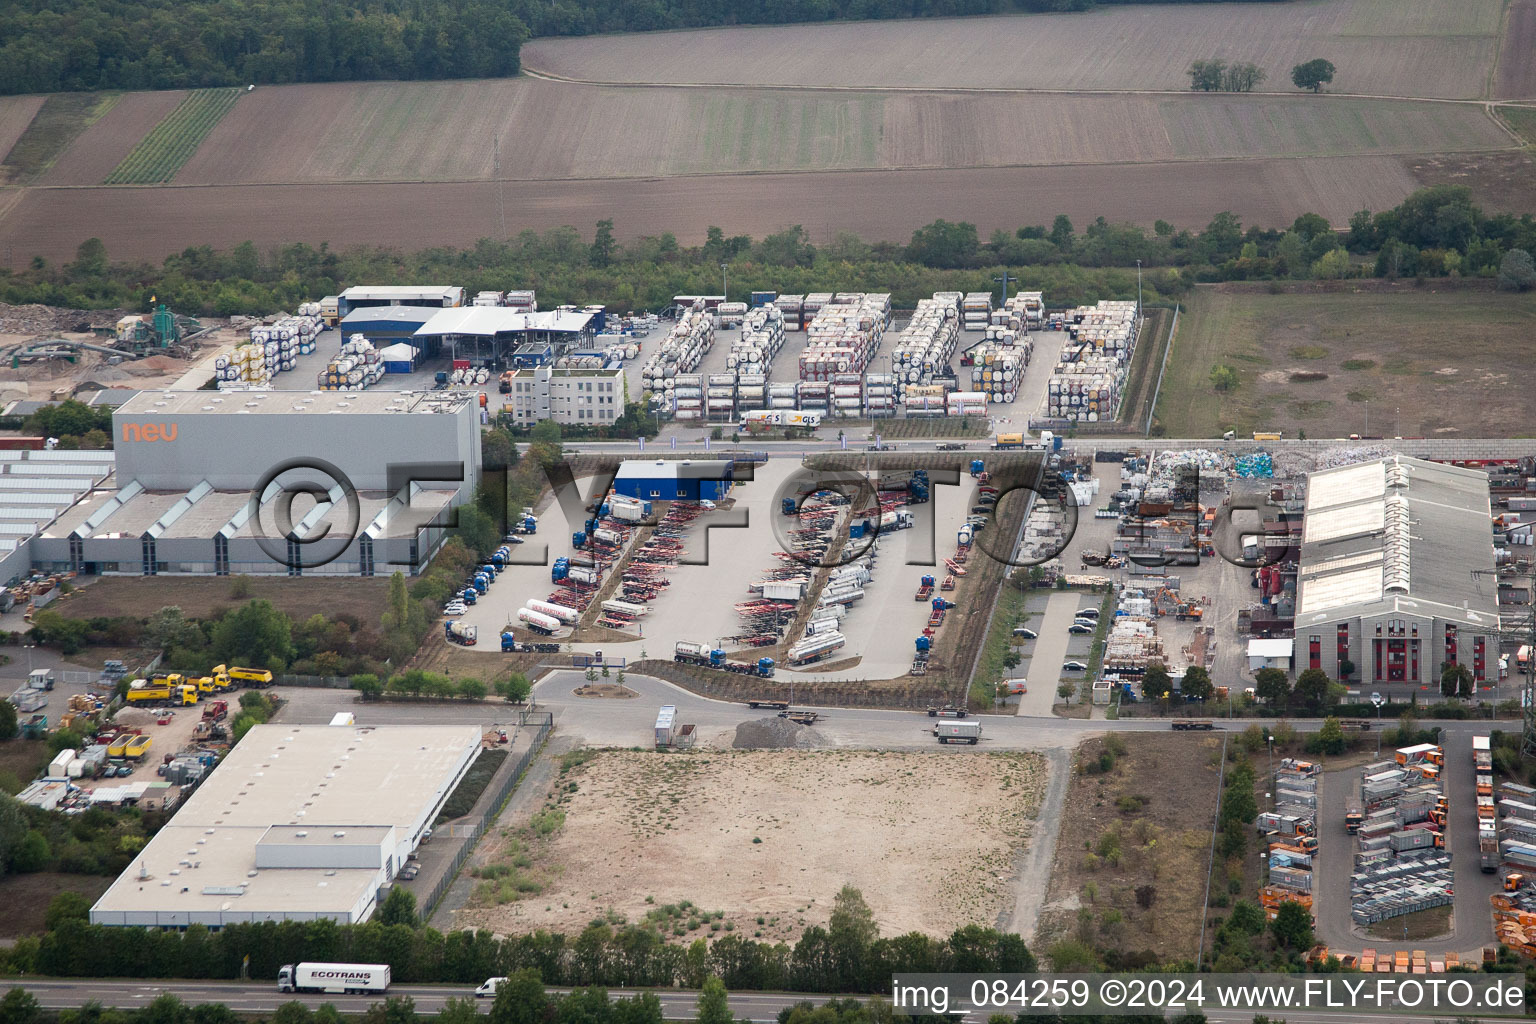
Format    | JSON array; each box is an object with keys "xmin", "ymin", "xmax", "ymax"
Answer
[
  {"xmin": 0, "ymin": 0, "xmax": 1283, "ymax": 95},
  {"xmin": 1, "ymin": 187, "xmax": 1532, "ymax": 318}
]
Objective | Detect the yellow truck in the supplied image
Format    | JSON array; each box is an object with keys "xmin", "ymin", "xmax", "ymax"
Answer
[
  {"xmin": 224, "ymin": 665, "xmax": 273, "ymax": 688},
  {"xmin": 125, "ymin": 680, "xmax": 198, "ymax": 705},
  {"xmin": 124, "ymin": 735, "xmax": 153, "ymax": 761},
  {"xmin": 189, "ymin": 675, "xmax": 228, "ymax": 694}
]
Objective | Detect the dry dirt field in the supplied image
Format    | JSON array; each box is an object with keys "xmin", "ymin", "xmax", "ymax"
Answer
[
  {"xmin": 166, "ymin": 80, "xmax": 1510, "ymax": 183},
  {"xmin": 0, "ymin": 96, "xmax": 46, "ymax": 164},
  {"xmin": 55, "ymin": 574, "xmax": 391, "ymax": 624},
  {"xmin": 1155, "ymin": 284, "xmax": 1536, "ymax": 439},
  {"xmin": 523, "ymin": 0, "xmax": 1502, "ymax": 98},
  {"xmin": 460, "ymin": 749, "xmax": 1046, "ymax": 940},
  {"xmin": 0, "ymin": 155, "xmax": 1425, "ymax": 265},
  {"xmin": 1408, "ymin": 150, "xmax": 1536, "ymax": 214},
  {"xmin": 1495, "ymin": 0, "xmax": 1536, "ymax": 99},
  {"xmin": 0, "ymin": 873, "xmax": 113, "ymax": 938},
  {"xmin": 1038, "ymin": 734, "xmax": 1224, "ymax": 963},
  {"xmin": 41, "ymin": 90, "xmax": 187, "ymax": 186}
]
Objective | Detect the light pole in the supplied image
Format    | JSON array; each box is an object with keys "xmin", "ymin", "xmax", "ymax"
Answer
[
  {"xmin": 720, "ymin": 263, "xmax": 728, "ymax": 303},
  {"xmin": 1135, "ymin": 259, "xmax": 1143, "ymax": 314}
]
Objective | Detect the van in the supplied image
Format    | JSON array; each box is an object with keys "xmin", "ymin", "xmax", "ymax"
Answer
[{"xmin": 476, "ymin": 978, "xmax": 508, "ymax": 998}]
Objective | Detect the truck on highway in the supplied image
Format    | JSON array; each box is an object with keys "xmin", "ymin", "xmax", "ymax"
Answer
[
  {"xmin": 936, "ymin": 720, "xmax": 981, "ymax": 745},
  {"xmin": 1171, "ymin": 719, "xmax": 1215, "ymax": 730},
  {"xmin": 278, "ymin": 962, "xmax": 391, "ymax": 995}
]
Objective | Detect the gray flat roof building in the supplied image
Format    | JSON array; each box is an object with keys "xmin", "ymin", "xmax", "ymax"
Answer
[
  {"xmin": 1294, "ymin": 456, "xmax": 1498, "ymax": 686},
  {"xmin": 90, "ymin": 724, "xmax": 480, "ymax": 927}
]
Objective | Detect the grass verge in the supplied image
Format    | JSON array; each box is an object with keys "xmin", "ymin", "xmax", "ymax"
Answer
[
  {"xmin": 1, "ymin": 92, "xmax": 119, "ymax": 182},
  {"xmin": 973, "ymin": 582, "xmax": 1029, "ymax": 706},
  {"xmin": 106, "ymin": 88, "xmax": 239, "ymax": 184},
  {"xmin": 434, "ymin": 747, "xmax": 509, "ymax": 825},
  {"xmin": 1499, "ymin": 105, "xmax": 1536, "ymax": 146}
]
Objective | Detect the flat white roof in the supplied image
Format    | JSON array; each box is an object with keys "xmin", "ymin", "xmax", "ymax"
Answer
[
  {"xmin": 117, "ymin": 390, "xmax": 474, "ymax": 416},
  {"xmin": 340, "ymin": 286, "xmax": 461, "ymax": 301},
  {"xmin": 91, "ymin": 724, "xmax": 478, "ymax": 922},
  {"xmin": 416, "ymin": 308, "xmax": 593, "ymax": 338},
  {"xmin": 1247, "ymin": 638, "xmax": 1295, "ymax": 658}
]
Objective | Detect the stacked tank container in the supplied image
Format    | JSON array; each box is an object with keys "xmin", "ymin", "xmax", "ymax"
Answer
[
  {"xmin": 706, "ymin": 373, "xmax": 736, "ymax": 421},
  {"xmin": 505, "ymin": 290, "xmax": 536, "ymax": 313},
  {"xmin": 727, "ymin": 305, "xmax": 784, "ymax": 376},
  {"xmin": 736, "ymin": 373, "xmax": 767, "ymax": 412},
  {"xmin": 968, "ymin": 343, "xmax": 1023, "ymax": 404},
  {"xmin": 642, "ymin": 308, "xmax": 715, "ymax": 399},
  {"xmin": 671, "ymin": 373, "xmax": 703, "ymax": 423},
  {"xmin": 717, "ymin": 302, "xmax": 748, "ymax": 328},
  {"xmin": 864, "ymin": 372, "xmax": 896, "ymax": 417},
  {"xmin": 217, "ymin": 344, "xmax": 271, "ymax": 388},
  {"xmin": 1045, "ymin": 300, "xmax": 1140, "ymax": 423},
  {"xmin": 473, "ymin": 290, "xmax": 505, "ymax": 307},
  {"xmin": 317, "ymin": 335, "xmax": 384, "ymax": 391},
  {"xmin": 891, "ymin": 295, "xmax": 961, "ymax": 412},
  {"xmin": 775, "ymin": 294, "xmax": 804, "ymax": 331},
  {"xmin": 947, "ymin": 390, "xmax": 988, "ymax": 418},
  {"xmin": 798, "ymin": 381, "xmax": 830, "ymax": 416},
  {"xmin": 801, "ymin": 292, "xmax": 832, "ymax": 326},
  {"xmin": 799, "ymin": 295, "xmax": 884, "ymax": 381},
  {"xmin": 962, "ymin": 292, "xmax": 992, "ymax": 332}
]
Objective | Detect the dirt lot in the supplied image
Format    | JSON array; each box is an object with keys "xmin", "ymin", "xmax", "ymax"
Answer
[
  {"xmin": 1406, "ymin": 150, "xmax": 1536, "ymax": 214},
  {"xmin": 0, "ymin": 154, "xmax": 1426, "ymax": 266},
  {"xmin": 0, "ymin": 738, "xmax": 50, "ymax": 793},
  {"xmin": 459, "ymin": 749, "xmax": 1045, "ymax": 940},
  {"xmin": 522, "ymin": 0, "xmax": 1501, "ymax": 99},
  {"xmin": 1038, "ymin": 734, "xmax": 1223, "ymax": 963},
  {"xmin": 54, "ymin": 575, "xmax": 391, "ymax": 624},
  {"xmin": 0, "ymin": 873, "xmax": 112, "ymax": 938},
  {"xmin": 1156, "ymin": 284, "xmax": 1536, "ymax": 439}
]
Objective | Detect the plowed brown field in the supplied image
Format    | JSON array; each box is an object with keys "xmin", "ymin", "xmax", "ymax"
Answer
[
  {"xmin": 1496, "ymin": 1, "xmax": 1536, "ymax": 99},
  {"xmin": 167, "ymin": 78, "xmax": 1509, "ymax": 184},
  {"xmin": 0, "ymin": 96, "xmax": 45, "ymax": 165},
  {"xmin": 42, "ymin": 90, "xmax": 187, "ymax": 185},
  {"xmin": 523, "ymin": 0, "xmax": 1502, "ymax": 99},
  {"xmin": 0, "ymin": 156, "xmax": 1423, "ymax": 265}
]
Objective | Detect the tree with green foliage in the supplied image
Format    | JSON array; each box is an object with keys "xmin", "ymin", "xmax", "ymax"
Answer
[
  {"xmin": 497, "ymin": 673, "xmax": 532, "ymax": 703},
  {"xmin": 377, "ymin": 886, "xmax": 417, "ymax": 927},
  {"xmin": 1228, "ymin": 899, "xmax": 1266, "ymax": 934},
  {"xmin": 1291, "ymin": 58, "xmax": 1337, "ymax": 92},
  {"xmin": 273, "ymin": 1003, "xmax": 312, "ymax": 1024},
  {"xmin": 1222, "ymin": 62, "xmax": 1265, "ymax": 92},
  {"xmin": 1293, "ymin": 668, "xmax": 1334, "ymax": 711},
  {"xmin": 12, "ymin": 831, "xmax": 50, "ymax": 873},
  {"xmin": 1271, "ymin": 899, "xmax": 1314, "ymax": 948},
  {"xmin": 352, "ymin": 674, "xmax": 383, "ymax": 700},
  {"xmin": 1141, "ymin": 663, "xmax": 1173, "ymax": 700},
  {"xmin": 529, "ymin": 419, "xmax": 563, "ymax": 469},
  {"xmin": 0, "ymin": 699, "xmax": 16, "ymax": 741},
  {"xmin": 1187, "ymin": 59, "xmax": 1226, "ymax": 91},
  {"xmin": 905, "ymin": 220, "xmax": 980, "ymax": 269},
  {"xmin": 1180, "ymin": 665, "xmax": 1215, "ymax": 702},
  {"xmin": 1499, "ymin": 249, "xmax": 1535, "ymax": 292},
  {"xmin": 45, "ymin": 891, "xmax": 92, "ymax": 930},
  {"xmin": 1311, "ymin": 248, "xmax": 1354, "ymax": 279},
  {"xmin": 695, "ymin": 977, "xmax": 734, "ymax": 1024},
  {"xmin": 0, "ymin": 988, "xmax": 42, "ymax": 1024},
  {"xmin": 1209, "ymin": 365, "xmax": 1239, "ymax": 392},
  {"xmin": 1316, "ymin": 716, "xmax": 1346, "ymax": 755},
  {"xmin": 590, "ymin": 219, "xmax": 616, "ymax": 269},
  {"xmin": 211, "ymin": 599, "xmax": 294, "ymax": 671},
  {"xmin": 489, "ymin": 970, "xmax": 548, "ymax": 1024},
  {"xmin": 1253, "ymin": 667, "xmax": 1291, "ymax": 706},
  {"xmin": 1441, "ymin": 662, "xmax": 1475, "ymax": 700}
]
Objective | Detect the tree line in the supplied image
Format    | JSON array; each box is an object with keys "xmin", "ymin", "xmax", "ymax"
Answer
[
  {"xmin": 0, "ymin": 0, "xmax": 1289, "ymax": 96},
  {"xmin": 5, "ymin": 187, "xmax": 1533, "ymax": 321}
]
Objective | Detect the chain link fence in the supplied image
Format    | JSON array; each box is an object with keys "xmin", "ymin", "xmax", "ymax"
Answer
[{"xmin": 418, "ymin": 713, "xmax": 552, "ymax": 921}]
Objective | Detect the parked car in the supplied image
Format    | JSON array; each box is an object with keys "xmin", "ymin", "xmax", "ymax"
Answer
[
  {"xmin": 1075, "ymin": 608, "xmax": 1100, "ymax": 619},
  {"xmin": 1068, "ymin": 624, "xmax": 1094, "ymax": 635},
  {"xmin": 444, "ymin": 602, "xmax": 468, "ymax": 616},
  {"xmin": 1072, "ymin": 618, "xmax": 1098, "ymax": 629},
  {"xmin": 1012, "ymin": 627, "xmax": 1038, "ymax": 640},
  {"xmin": 1062, "ymin": 660, "xmax": 1088, "ymax": 672}
]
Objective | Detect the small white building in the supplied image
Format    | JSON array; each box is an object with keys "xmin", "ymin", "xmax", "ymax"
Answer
[
  {"xmin": 506, "ymin": 367, "xmax": 626, "ymax": 427},
  {"xmin": 1247, "ymin": 637, "xmax": 1295, "ymax": 674}
]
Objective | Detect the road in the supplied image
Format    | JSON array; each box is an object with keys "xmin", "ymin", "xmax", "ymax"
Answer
[{"xmin": 6, "ymin": 978, "xmax": 1516, "ymax": 1024}]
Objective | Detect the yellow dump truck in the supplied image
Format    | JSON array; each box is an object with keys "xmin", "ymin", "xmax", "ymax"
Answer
[
  {"xmin": 125, "ymin": 680, "xmax": 198, "ymax": 705},
  {"xmin": 225, "ymin": 665, "xmax": 273, "ymax": 687}
]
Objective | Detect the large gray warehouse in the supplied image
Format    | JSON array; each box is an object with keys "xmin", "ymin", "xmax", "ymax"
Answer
[
  {"xmin": 1294, "ymin": 455, "xmax": 1498, "ymax": 688},
  {"xmin": 90, "ymin": 723, "xmax": 480, "ymax": 927},
  {"xmin": 26, "ymin": 390, "xmax": 482, "ymax": 576}
]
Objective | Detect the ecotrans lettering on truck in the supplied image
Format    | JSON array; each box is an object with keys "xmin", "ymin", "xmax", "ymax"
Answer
[{"xmin": 120, "ymin": 422, "xmax": 179, "ymax": 443}]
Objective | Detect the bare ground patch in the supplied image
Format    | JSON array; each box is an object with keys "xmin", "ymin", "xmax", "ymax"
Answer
[
  {"xmin": 457, "ymin": 749, "xmax": 1046, "ymax": 941},
  {"xmin": 54, "ymin": 574, "xmax": 390, "ymax": 623}
]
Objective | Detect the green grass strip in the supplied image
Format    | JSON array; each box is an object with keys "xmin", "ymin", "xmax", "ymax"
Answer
[
  {"xmin": 105, "ymin": 87, "xmax": 240, "ymax": 185},
  {"xmin": 1, "ymin": 92, "xmax": 118, "ymax": 182}
]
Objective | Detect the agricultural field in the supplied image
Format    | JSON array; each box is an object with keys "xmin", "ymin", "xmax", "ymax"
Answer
[
  {"xmin": 1495, "ymin": 1, "xmax": 1536, "ymax": 99},
  {"xmin": 522, "ymin": 0, "xmax": 1503, "ymax": 99},
  {"xmin": 170, "ymin": 81, "xmax": 1512, "ymax": 184},
  {"xmin": 0, "ymin": 155, "xmax": 1426, "ymax": 265},
  {"xmin": 0, "ymin": 96, "xmax": 46, "ymax": 172},
  {"xmin": 0, "ymin": 92, "xmax": 118, "ymax": 184},
  {"xmin": 1153, "ymin": 285, "xmax": 1536, "ymax": 440},
  {"xmin": 104, "ymin": 88, "xmax": 240, "ymax": 185},
  {"xmin": 43, "ymin": 90, "xmax": 187, "ymax": 186},
  {"xmin": 457, "ymin": 749, "xmax": 1046, "ymax": 940}
]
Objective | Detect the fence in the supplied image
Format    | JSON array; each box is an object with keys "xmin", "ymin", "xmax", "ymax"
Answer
[
  {"xmin": 417, "ymin": 713, "xmax": 552, "ymax": 922},
  {"xmin": 273, "ymin": 674, "xmax": 355, "ymax": 689}
]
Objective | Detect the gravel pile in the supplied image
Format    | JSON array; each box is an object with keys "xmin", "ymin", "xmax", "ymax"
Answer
[
  {"xmin": 732, "ymin": 716, "xmax": 830, "ymax": 749},
  {"xmin": 112, "ymin": 707, "xmax": 156, "ymax": 726}
]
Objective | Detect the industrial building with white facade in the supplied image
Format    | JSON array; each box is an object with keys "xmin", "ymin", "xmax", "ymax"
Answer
[
  {"xmin": 89, "ymin": 724, "xmax": 480, "ymax": 927},
  {"xmin": 19, "ymin": 389, "xmax": 481, "ymax": 577},
  {"xmin": 1294, "ymin": 455, "xmax": 1499, "ymax": 687}
]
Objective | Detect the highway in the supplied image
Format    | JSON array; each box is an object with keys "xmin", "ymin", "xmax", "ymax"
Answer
[{"xmin": 6, "ymin": 978, "xmax": 1519, "ymax": 1024}]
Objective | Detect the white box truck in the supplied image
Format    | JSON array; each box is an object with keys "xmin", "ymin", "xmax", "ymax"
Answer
[
  {"xmin": 936, "ymin": 720, "xmax": 981, "ymax": 745},
  {"xmin": 278, "ymin": 963, "xmax": 391, "ymax": 995}
]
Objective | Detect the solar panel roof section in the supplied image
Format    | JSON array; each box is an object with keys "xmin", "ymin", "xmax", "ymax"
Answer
[
  {"xmin": 1305, "ymin": 460, "xmax": 1385, "ymax": 510},
  {"xmin": 1299, "ymin": 564, "xmax": 1385, "ymax": 613},
  {"xmin": 1302, "ymin": 499, "xmax": 1386, "ymax": 544}
]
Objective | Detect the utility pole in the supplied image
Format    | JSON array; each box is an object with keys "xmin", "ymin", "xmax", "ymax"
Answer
[
  {"xmin": 1135, "ymin": 259, "xmax": 1143, "ymax": 314},
  {"xmin": 994, "ymin": 269, "xmax": 1016, "ymax": 308},
  {"xmin": 493, "ymin": 133, "xmax": 506, "ymax": 240},
  {"xmin": 721, "ymin": 263, "xmax": 729, "ymax": 303}
]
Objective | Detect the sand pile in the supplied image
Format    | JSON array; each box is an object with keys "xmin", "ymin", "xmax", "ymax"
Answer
[{"xmin": 732, "ymin": 716, "xmax": 830, "ymax": 749}]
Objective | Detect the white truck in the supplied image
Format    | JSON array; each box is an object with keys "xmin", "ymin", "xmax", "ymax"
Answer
[
  {"xmin": 936, "ymin": 720, "xmax": 982, "ymax": 745},
  {"xmin": 278, "ymin": 962, "xmax": 391, "ymax": 995}
]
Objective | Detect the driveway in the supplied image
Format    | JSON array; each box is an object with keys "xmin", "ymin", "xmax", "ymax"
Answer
[{"xmin": 1015, "ymin": 592, "xmax": 1083, "ymax": 716}]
